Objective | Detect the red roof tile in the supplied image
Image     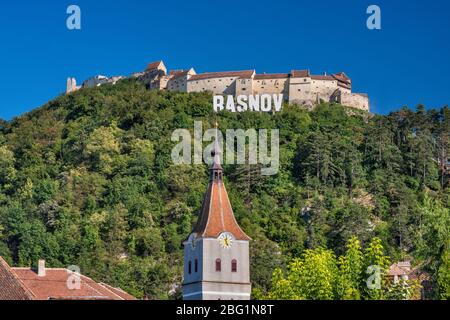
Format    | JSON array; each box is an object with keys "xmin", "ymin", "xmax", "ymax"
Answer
[
  {"xmin": 147, "ymin": 61, "xmax": 163, "ymax": 70},
  {"xmin": 291, "ymin": 70, "xmax": 310, "ymax": 77},
  {"xmin": 193, "ymin": 140, "xmax": 251, "ymax": 241},
  {"xmin": 333, "ymin": 72, "xmax": 351, "ymax": 83},
  {"xmin": 254, "ymin": 73, "xmax": 289, "ymax": 80},
  {"xmin": 388, "ymin": 262, "xmax": 412, "ymax": 277},
  {"xmin": 170, "ymin": 70, "xmax": 190, "ymax": 79},
  {"xmin": 311, "ymin": 75, "xmax": 335, "ymax": 81},
  {"xmin": 189, "ymin": 70, "xmax": 255, "ymax": 81},
  {"xmin": 10, "ymin": 268, "xmax": 135, "ymax": 300},
  {"xmin": 0, "ymin": 257, "xmax": 33, "ymax": 300}
]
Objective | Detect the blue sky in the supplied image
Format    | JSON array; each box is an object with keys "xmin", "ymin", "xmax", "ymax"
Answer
[{"xmin": 0, "ymin": 0, "xmax": 449, "ymax": 119}]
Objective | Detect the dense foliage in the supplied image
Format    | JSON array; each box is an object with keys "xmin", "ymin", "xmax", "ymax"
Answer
[{"xmin": 0, "ymin": 79, "xmax": 448, "ymax": 299}]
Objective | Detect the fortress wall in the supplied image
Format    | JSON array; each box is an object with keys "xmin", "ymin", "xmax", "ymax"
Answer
[
  {"xmin": 341, "ymin": 92, "xmax": 369, "ymax": 111},
  {"xmin": 253, "ymin": 78, "xmax": 289, "ymax": 98},
  {"xmin": 235, "ymin": 78, "xmax": 254, "ymax": 96},
  {"xmin": 311, "ymin": 79, "xmax": 339, "ymax": 103},
  {"xmin": 187, "ymin": 77, "xmax": 239, "ymax": 95},
  {"xmin": 167, "ymin": 77, "xmax": 189, "ymax": 92},
  {"xmin": 288, "ymin": 77, "xmax": 313, "ymax": 105}
]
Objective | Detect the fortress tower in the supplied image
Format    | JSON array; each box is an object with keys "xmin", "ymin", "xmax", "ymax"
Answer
[{"xmin": 182, "ymin": 128, "xmax": 252, "ymax": 300}]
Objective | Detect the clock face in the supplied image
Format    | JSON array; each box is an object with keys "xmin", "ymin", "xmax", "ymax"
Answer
[{"xmin": 218, "ymin": 233, "xmax": 234, "ymax": 249}]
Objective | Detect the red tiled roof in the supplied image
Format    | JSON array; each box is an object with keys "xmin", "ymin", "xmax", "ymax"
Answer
[
  {"xmin": 311, "ymin": 75, "xmax": 335, "ymax": 81},
  {"xmin": 337, "ymin": 82, "xmax": 351, "ymax": 89},
  {"xmin": 11, "ymin": 268, "xmax": 136, "ymax": 300},
  {"xmin": 189, "ymin": 70, "xmax": 255, "ymax": 81},
  {"xmin": 0, "ymin": 257, "xmax": 33, "ymax": 300},
  {"xmin": 170, "ymin": 70, "xmax": 190, "ymax": 79},
  {"xmin": 193, "ymin": 141, "xmax": 251, "ymax": 241},
  {"xmin": 388, "ymin": 262, "xmax": 412, "ymax": 277},
  {"xmin": 333, "ymin": 72, "xmax": 351, "ymax": 83},
  {"xmin": 100, "ymin": 283, "xmax": 137, "ymax": 300},
  {"xmin": 254, "ymin": 73, "xmax": 289, "ymax": 80},
  {"xmin": 193, "ymin": 179, "xmax": 251, "ymax": 241},
  {"xmin": 291, "ymin": 70, "xmax": 310, "ymax": 77},
  {"xmin": 147, "ymin": 61, "xmax": 163, "ymax": 70}
]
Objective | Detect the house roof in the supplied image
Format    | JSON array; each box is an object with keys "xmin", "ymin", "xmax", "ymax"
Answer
[
  {"xmin": 291, "ymin": 70, "xmax": 310, "ymax": 78},
  {"xmin": 333, "ymin": 72, "xmax": 351, "ymax": 83},
  {"xmin": 0, "ymin": 257, "xmax": 33, "ymax": 300},
  {"xmin": 147, "ymin": 60, "xmax": 164, "ymax": 70},
  {"xmin": 311, "ymin": 75, "xmax": 335, "ymax": 81},
  {"xmin": 192, "ymin": 136, "xmax": 251, "ymax": 241},
  {"xmin": 388, "ymin": 262, "xmax": 412, "ymax": 277},
  {"xmin": 0, "ymin": 257, "xmax": 136, "ymax": 300},
  {"xmin": 11, "ymin": 268, "xmax": 136, "ymax": 300},
  {"xmin": 170, "ymin": 69, "xmax": 195, "ymax": 79},
  {"xmin": 189, "ymin": 70, "xmax": 255, "ymax": 81},
  {"xmin": 254, "ymin": 73, "xmax": 289, "ymax": 80}
]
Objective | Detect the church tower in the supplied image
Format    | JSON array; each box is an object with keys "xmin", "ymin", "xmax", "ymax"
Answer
[{"xmin": 183, "ymin": 127, "xmax": 252, "ymax": 300}]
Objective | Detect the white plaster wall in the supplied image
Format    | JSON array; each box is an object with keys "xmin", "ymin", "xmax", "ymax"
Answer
[
  {"xmin": 253, "ymin": 78, "xmax": 288, "ymax": 96},
  {"xmin": 187, "ymin": 77, "xmax": 238, "ymax": 95}
]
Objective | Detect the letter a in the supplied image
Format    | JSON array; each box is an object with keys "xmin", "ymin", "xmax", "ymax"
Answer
[
  {"xmin": 67, "ymin": 5, "xmax": 81, "ymax": 30},
  {"xmin": 366, "ymin": 5, "xmax": 381, "ymax": 30}
]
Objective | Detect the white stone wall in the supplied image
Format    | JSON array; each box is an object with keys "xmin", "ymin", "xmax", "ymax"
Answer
[
  {"xmin": 167, "ymin": 76, "xmax": 188, "ymax": 92},
  {"xmin": 341, "ymin": 92, "xmax": 369, "ymax": 111},
  {"xmin": 253, "ymin": 78, "xmax": 288, "ymax": 99},
  {"xmin": 235, "ymin": 78, "xmax": 254, "ymax": 96},
  {"xmin": 187, "ymin": 77, "xmax": 238, "ymax": 95},
  {"xmin": 311, "ymin": 79, "xmax": 339, "ymax": 103},
  {"xmin": 288, "ymin": 77, "xmax": 313, "ymax": 105}
]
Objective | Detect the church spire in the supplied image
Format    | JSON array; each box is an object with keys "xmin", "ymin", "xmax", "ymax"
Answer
[{"xmin": 192, "ymin": 123, "xmax": 251, "ymax": 241}]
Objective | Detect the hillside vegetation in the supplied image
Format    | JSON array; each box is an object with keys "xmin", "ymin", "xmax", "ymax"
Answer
[{"xmin": 0, "ymin": 79, "xmax": 448, "ymax": 299}]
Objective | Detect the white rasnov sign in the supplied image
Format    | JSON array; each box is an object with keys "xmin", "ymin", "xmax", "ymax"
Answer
[{"xmin": 213, "ymin": 94, "xmax": 284, "ymax": 113}]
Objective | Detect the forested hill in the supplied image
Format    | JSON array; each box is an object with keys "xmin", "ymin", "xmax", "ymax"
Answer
[{"xmin": 0, "ymin": 79, "xmax": 448, "ymax": 299}]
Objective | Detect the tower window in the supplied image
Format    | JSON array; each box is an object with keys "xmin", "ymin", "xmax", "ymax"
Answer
[
  {"xmin": 188, "ymin": 261, "xmax": 192, "ymax": 274},
  {"xmin": 195, "ymin": 259, "xmax": 198, "ymax": 273},
  {"xmin": 215, "ymin": 259, "xmax": 222, "ymax": 272},
  {"xmin": 231, "ymin": 259, "xmax": 238, "ymax": 273}
]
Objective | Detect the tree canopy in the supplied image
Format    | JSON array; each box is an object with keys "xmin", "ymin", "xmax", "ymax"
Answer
[{"xmin": 0, "ymin": 79, "xmax": 448, "ymax": 299}]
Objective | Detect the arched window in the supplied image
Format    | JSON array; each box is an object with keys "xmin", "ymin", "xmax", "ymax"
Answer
[
  {"xmin": 195, "ymin": 259, "xmax": 198, "ymax": 273},
  {"xmin": 215, "ymin": 259, "xmax": 222, "ymax": 272},
  {"xmin": 231, "ymin": 259, "xmax": 238, "ymax": 273},
  {"xmin": 188, "ymin": 261, "xmax": 192, "ymax": 274}
]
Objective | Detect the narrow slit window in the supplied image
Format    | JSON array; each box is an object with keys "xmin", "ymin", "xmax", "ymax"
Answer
[
  {"xmin": 216, "ymin": 259, "xmax": 222, "ymax": 272},
  {"xmin": 231, "ymin": 259, "xmax": 237, "ymax": 273}
]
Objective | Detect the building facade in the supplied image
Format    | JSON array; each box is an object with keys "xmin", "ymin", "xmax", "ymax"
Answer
[{"xmin": 182, "ymin": 133, "xmax": 252, "ymax": 301}]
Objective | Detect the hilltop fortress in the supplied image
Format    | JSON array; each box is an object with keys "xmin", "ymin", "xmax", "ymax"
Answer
[{"xmin": 67, "ymin": 60, "xmax": 370, "ymax": 112}]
